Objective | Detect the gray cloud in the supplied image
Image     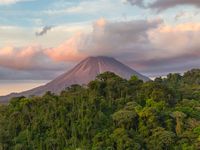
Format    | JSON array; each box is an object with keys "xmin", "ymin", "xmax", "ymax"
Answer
[
  {"xmin": 0, "ymin": 67, "xmax": 65, "ymax": 80},
  {"xmin": 126, "ymin": 52, "xmax": 200, "ymax": 76},
  {"xmin": 0, "ymin": 59, "xmax": 74, "ymax": 80},
  {"xmin": 175, "ymin": 12, "xmax": 186, "ymax": 21},
  {"xmin": 119, "ymin": 25, "xmax": 200, "ymax": 77},
  {"xmin": 126, "ymin": 0, "xmax": 200, "ymax": 12},
  {"xmin": 149, "ymin": 0, "xmax": 200, "ymax": 12},
  {"xmin": 125, "ymin": 0, "xmax": 145, "ymax": 8},
  {"xmin": 35, "ymin": 26, "xmax": 54, "ymax": 36},
  {"xmin": 78, "ymin": 18, "xmax": 163, "ymax": 56}
]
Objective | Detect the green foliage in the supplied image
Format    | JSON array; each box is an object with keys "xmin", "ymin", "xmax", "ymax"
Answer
[
  {"xmin": 1, "ymin": 70, "xmax": 200, "ymax": 149},
  {"xmin": 112, "ymin": 109, "xmax": 138, "ymax": 129},
  {"xmin": 146, "ymin": 127, "xmax": 176, "ymax": 150}
]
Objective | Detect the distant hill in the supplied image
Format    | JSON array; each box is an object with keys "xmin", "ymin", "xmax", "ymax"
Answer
[{"xmin": 0, "ymin": 56, "xmax": 149, "ymax": 103}]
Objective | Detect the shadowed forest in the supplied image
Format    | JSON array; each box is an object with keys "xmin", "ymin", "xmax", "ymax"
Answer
[{"xmin": 1, "ymin": 70, "xmax": 200, "ymax": 150}]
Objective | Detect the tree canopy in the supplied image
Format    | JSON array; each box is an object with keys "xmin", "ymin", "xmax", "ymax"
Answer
[{"xmin": 1, "ymin": 70, "xmax": 200, "ymax": 150}]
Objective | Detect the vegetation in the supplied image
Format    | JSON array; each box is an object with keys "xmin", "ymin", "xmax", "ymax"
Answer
[{"xmin": 1, "ymin": 69, "xmax": 200, "ymax": 150}]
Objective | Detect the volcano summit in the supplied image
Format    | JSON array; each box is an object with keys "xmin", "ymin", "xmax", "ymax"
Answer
[{"xmin": 0, "ymin": 56, "xmax": 149, "ymax": 103}]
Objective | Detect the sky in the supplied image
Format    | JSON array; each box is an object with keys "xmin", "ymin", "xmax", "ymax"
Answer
[{"xmin": 0, "ymin": 0, "xmax": 200, "ymax": 95}]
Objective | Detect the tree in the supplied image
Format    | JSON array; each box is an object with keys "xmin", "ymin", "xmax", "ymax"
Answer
[
  {"xmin": 110, "ymin": 128, "xmax": 140, "ymax": 150},
  {"xmin": 171, "ymin": 111, "xmax": 187, "ymax": 135},
  {"xmin": 112, "ymin": 109, "xmax": 138, "ymax": 130},
  {"xmin": 146, "ymin": 127, "xmax": 176, "ymax": 150}
]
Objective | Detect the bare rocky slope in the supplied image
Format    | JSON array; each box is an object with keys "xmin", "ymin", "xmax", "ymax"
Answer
[{"xmin": 0, "ymin": 56, "xmax": 150, "ymax": 103}]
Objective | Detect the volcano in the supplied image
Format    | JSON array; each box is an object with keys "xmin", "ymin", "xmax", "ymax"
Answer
[{"xmin": 0, "ymin": 56, "xmax": 150, "ymax": 103}]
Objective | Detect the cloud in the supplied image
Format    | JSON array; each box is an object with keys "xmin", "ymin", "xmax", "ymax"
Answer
[
  {"xmin": 126, "ymin": 0, "xmax": 200, "ymax": 12},
  {"xmin": 0, "ymin": 0, "xmax": 32, "ymax": 5},
  {"xmin": 77, "ymin": 18, "xmax": 163, "ymax": 56},
  {"xmin": 35, "ymin": 26, "xmax": 54, "ymax": 36},
  {"xmin": 42, "ymin": 18, "xmax": 163, "ymax": 62},
  {"xmin": 124, "ymin": 22, "xmax": 200, "ymax": 76},
  {"xmin": 44, "ymin": 0, "xmax": 122, "ymax": 15},
  {"xmin": 0, "ymin": 45, "xmax": 47, "ymax": 70},
  {"xmin": 0, "ymin": 45, "xmax": 74, "ymax": 71},
  {"xmin": 149, "ymin": 0, "xmax": 200, "ymax": 12},
  {"xmin": 175, "ymin": 12, "xmax": 186, "ymax": 21},
  {"xmin": 174, "ymin": 11, "xmax": 200, "ymax": 21},
  {"xmin": 0, "ymin": 67, "xmax": 63, "ymax": 80},
  {"xmin": 124, "ymin": 0, "xmax": 145, "ymax": 8},
  {"xmin": 0, "ymin": 44, "xmax": 77, "ymax": 80},
  {"xmin": 1, "ymin": 18, "xmax": 200, "ymax": 79},
  {"xmin": 0, "ymin": 24, "xmax": 88, "ymax": 48},
  {"xmin": 45, "ymin": 32, "xmax": 86, "ymax": 62}
]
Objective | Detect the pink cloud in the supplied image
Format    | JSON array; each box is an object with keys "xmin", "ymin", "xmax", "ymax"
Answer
[
  {"xmin": 148, "ymin": 22, "xmax": 200, "ymax": 58},
  {"xmin": 94, "ymin": 18, "xmax": 107, "ymax": 28},
  {"xmin": 0, "ymin": 45, "xmax": 44, "ymax": 70},
  {"xmin": 45, "ymin": 32, "xmax": 86, "ymax": 62}
]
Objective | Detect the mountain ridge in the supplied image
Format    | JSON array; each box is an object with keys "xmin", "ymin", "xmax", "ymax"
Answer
[{"xmin": 0, "ymin": 56, "xmax": 150, "ymax": 103}]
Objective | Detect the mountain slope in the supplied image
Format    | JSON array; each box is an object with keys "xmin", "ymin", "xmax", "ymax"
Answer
[{"xmin": 0, "ymin": 56, "xmax": 149, "ymax": 103}]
